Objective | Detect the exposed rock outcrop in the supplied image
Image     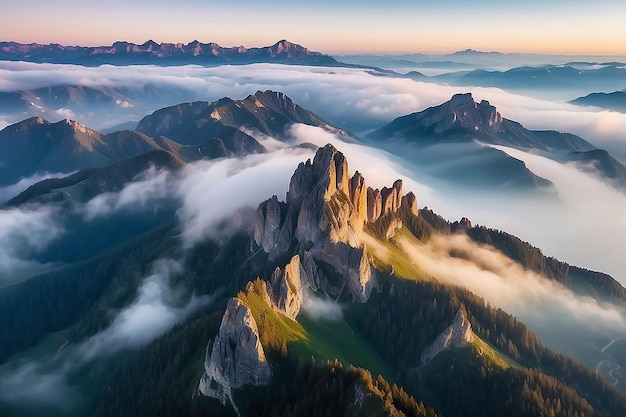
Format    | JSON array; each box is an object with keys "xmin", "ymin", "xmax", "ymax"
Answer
[
  {"xmin": 401, "ymin": 192, "xmax": 419, "ymax": 217},
  {"xmin": 421, "ymin": 310, "xmax": 474, "ymax": 364},
  {"xmin": 256, "ymin": 145, "xmax": 397, "ymax": 302},
  {"xmin": 269, "ymin": 253, "xmax": 319, "ymax": 319},
  {"xmin": 451, "ymin": 217, "xmax": 473, "ymax": 232},
  {"xmin": 254, "ymin": 195, "xmax": 286, "ymax": 253},
  {"xmin": 253, "ymin": 144, "xmax": 424, "ymax": 304},
  {"xmin": 198, "ymin": 298, "xmax": 271, "ymax": 408},
  {"xmin": 200, "ymin": 144, "xmax": 423, "ymax": 409}
]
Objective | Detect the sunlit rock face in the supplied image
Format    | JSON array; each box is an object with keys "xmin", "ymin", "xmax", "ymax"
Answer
[
  {"xmin": 254, "ymin": 144, "xmax": 423, "ymax": 304},
  {"xmin": 200, "ymin": 143, "xmax": 424, "ymax": 410},
  {"xmin": 198, "ymin": 298, "xmax": 271, "ymax": 406},
  {"xmin": 269, "ymin": 253, "xmax": 319, "ymax": 320},
  {"xmin": 421, "ymin": 310, "xmax": 474, "ymax": 364}
]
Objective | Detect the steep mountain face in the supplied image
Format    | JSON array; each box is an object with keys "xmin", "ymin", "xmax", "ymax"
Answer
[
  {"xmin": 199, "ymin": 144, "xmax": 420, "ymax": 406},
  {"xmin": 3, "ymin": 137, "xmax": 626, "ymax": 416},
  {"xmin": 0, "ymin": 90, "xmax": 339, "ymax": 191},
  {"xmin": 420, "ymin": 310, "xmax": 473, "ymax": 364},
  {"xmin": 135, "ymin": 90, "xmax": 335, "ymax": 145},
  {"xmin": 199, "ymin": 297, "xmax": 271, "ymax": 409},
  {"xmin": 0, "ymin": 40, "xmax": 340, "ymax": 66}
]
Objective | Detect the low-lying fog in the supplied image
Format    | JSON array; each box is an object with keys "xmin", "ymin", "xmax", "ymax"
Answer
[{"xmin": 1, "ymin": 61, "xmax": 626, "ymax": 160}]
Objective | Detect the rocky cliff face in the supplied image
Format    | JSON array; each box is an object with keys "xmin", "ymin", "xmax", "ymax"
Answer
[
  {"xmin": 200, "ymin": 143, "xmax": 422, "ymax": 409},
  {"xmin": 269, "ymin": 253, "xmax": 320, "ymax": 319},
  {"xmin": 254, "ymin": 144, "xmax": 423, "ymax": 304},
  {"xmin": 421, "ymin": 310, "xmax": 474, "ymax": 364},
  {"xmin": 198, "ymin": 298, "xmax": 271, "ymax": 409}
]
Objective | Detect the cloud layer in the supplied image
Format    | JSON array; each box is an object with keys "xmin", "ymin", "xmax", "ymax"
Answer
[
  {"xmin": 2, "ymin": 61, "xmax": 626, "ymax": 160},
  {"xmin": 0, "ymin": 205, "xmax": 63, "ymax": 283},
  {"xmin": 396, "ymin": 232, "xmax": 626, "ymax": 363},
  {"xmin": 0, "ymin": 258, "xmax": 213, "ymax": 409}
]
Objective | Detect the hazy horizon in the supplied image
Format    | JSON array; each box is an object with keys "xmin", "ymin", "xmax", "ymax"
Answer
[{"xmin": 2, "ymin": 0, "xmax": 626, "ymax": 55}]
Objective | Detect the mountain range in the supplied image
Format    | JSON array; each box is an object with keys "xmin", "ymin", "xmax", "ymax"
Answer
[
  {"xmin": 1, "ymin": 90, "xmax": 626, "ymax": 417},
  {"xmin": 0, "ymin": 39, "xmax": 341, "ymax": 66},
  {"xmin": 0, "ymin": 90, "xmax": 334, "ymax": 187},
  {"xmin": 431, "ymin": 64, "xmax": 626, "ymax": 96}
]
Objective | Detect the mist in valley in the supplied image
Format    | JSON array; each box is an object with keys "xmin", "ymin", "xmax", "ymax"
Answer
[
  {"xmin": 2, "ymin": 58, "xmax": 626, "ymax": 412},
  {"xmin": 2, "ymin": 60, "xmax": 626, "ymax": 162}
]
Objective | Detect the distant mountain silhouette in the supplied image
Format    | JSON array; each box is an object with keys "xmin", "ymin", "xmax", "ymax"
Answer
[
  {"xmin": 0, "ymin": 39, "xmax": 341, "ymax": 66},
  {"xmin": 571, "ymin": 90, "xmax": 626, "ymax": 112}
]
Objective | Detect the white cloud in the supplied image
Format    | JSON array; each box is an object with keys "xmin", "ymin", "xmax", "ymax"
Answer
[
  {"xmin": 396, "ymin": 232, "xmax": 626, "ymax": 362},
  {"xmin": 0, "ymin": 205, "xmax": 63, "ymax": 282},
  {"xmin": 301, "ymin": 292, "xmax": 343, "ymax": 322},
  {"xmin": 0, "ymin": 258, "xmax": 214, "ymax": 409},
  {"xmin": 82, "ymin": 166, "xmax": 174, "ymax": 220},
  {"xmin": 0, "ymin": 170, "xmax": 73, "ymax": 204},
  {"xmin": 177, "ymin": 146, "xmax": 315, "ymax": 247},
  {"xmin": 77, "ymin": 258, "xmax": 212, "ymax": 360},
  {"xmin": 2, "ymin": 61, "xmax": 625, "ymax": 159}
]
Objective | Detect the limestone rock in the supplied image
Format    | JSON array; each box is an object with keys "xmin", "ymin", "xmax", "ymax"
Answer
[
  {"xmin": 254, "ymin": 144, "xmax": 421, "ymax": 303},
  {"xmin": 416, "ymin": 93, "xmax": 504, "ymax": 135},
  {"xmin": 311, "ymin": 241, "xmax": 375, "ymax": 303},
  {"xmin": 198, "ymin": 298, "xmax": 271, "ymax": 406},
  {"xmin": 381, "ymin": 180, "xmax": 403, "ymax": 216},
  {"xmin": 478, "ymin": 99, "xmax": 502, "ymax": 128},
  {"xmin": 401, "ymin": 192, "xmax": 419, "ymax": 217},
  {"xmin": 421, "ymin": 310, "xmax": 474, "ymax": 364},
  {"xmin": 254, "ymin": 195, "xmax": 285, "ymax": 252},
  {"xmin": 367, "ymin": 187, "xmax": 383, "ymax": 223},
  {"xmin": 384, "ymin": 217, "xmax": 403, "ymax": 240},
  {"xmin": 269, "ymin": 254, "xmax": 315, "ymax": 319},
  {"xmin": 349, "ymin": 172, "xmax": 368, "ymax": 234}
]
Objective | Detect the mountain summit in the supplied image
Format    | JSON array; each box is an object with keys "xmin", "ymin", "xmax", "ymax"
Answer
[{"xmin": 370, "ymin": 92, "xmax": 594, "ymax": 152}]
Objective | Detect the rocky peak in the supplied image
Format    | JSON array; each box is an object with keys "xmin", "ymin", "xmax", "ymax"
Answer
[
  {"xmin": 453, "ymin": 217, "xmax": 473, "ymax": 231},
  {"xmin": 421, "ymin": 310, "xmax": 474, "ymax": 364},
  {"xmin": 248, "ymin": 90, "xmax": 297, "ymax": 113},
  {"xmin": 198, "ymin": 297, "xmax": 271, "ymax": 410},
  {"xmin": 255, "ymin": 144, "xmax": 421, "ymax": 302},
  {"xmin": 268, "ymin": 253, "xmax": 320, "ymax": 319},
  {"xmin": 268, "ymin": 40, "xmax": 311, "ymax": 57},
  {"xmin": 451, "ymin": 93, "xmax": 502, "ymax": 131},
  {"xmin": 414, "ymin": 93, "xmax": 503, "ymax": 135},
  {"xmin": 478, "ymin": 99, "xmax": 502, "ymax": 127},
  {"xmin": 285, "ymin": 144, "xmax": 365, "ymax": 246},
  {"xmin": 401, "ymin": 192, "xmax": 419, "ymax": 216}
]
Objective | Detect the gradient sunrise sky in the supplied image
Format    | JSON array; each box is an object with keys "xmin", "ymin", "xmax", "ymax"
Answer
[{"xmin": 1, "ymin": 0, "xmax": 625, "ymax": 55}]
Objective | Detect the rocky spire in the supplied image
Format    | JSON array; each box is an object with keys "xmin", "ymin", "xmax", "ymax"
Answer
[
  {"xmin": 253, "ymin": 144, "xmax": 423, "ymax": 304},
  {"xmin": 199, "ymin": 297, "xmax": 271, "ymax": 410},
  {"xmin": 421, "ymin": 310, "xmax": 474, "ymax": 364},
  {"xmin": 201, "ymin": 144, "xmax": 424, "ymax": 410}
]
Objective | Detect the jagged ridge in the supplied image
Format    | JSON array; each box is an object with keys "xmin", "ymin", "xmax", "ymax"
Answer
[{"xmin": 199, "ymin": 143, "xmax": 422, "ymax": 407}]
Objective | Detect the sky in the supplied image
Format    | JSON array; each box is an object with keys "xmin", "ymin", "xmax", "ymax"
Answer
[{"xmin": 1, "ymin": 0, "xmax": 626, "ymax": 55}]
